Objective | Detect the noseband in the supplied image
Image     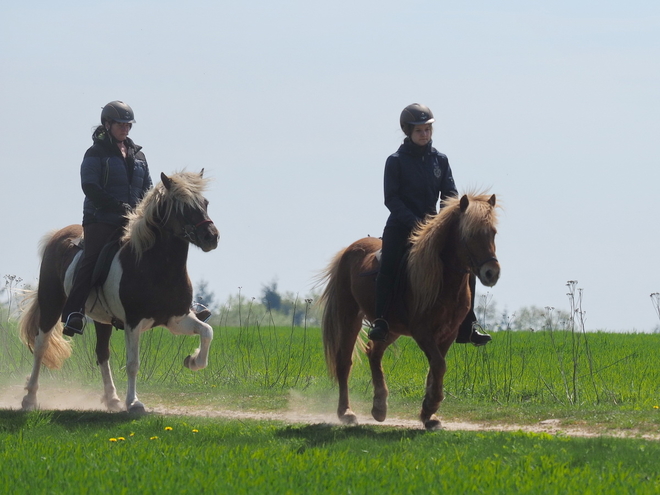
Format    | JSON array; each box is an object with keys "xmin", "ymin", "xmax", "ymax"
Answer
[{"xmin": 181, "ymin": 218, "xmax": 214, "ymax": 244}]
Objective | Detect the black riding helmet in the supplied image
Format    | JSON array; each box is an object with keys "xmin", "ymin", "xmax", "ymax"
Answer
[
  {"xmin": 101, "ymin": 101, "xmax": 136, "ymax": 125},
  {"xmin": 400, "ymin": 103, "xmax": 435, "ymax": 132}
]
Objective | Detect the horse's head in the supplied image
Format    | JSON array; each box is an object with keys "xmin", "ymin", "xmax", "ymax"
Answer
[
  {"xmin": 458, "ymin": 193, "xmax": 500, "ymax": 287},
  {"xmin": 159, "ymin": 170, "xmax": 219, "ymax": 252}
]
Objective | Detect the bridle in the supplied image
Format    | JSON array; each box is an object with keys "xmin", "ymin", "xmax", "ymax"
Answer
[
  {"xmin": 463, "ymin": 239, "xmax": 498, "ymax": 275},
  {"xmin": 180, "ymin": 217, "xmax": 214, "ymax": 245}
]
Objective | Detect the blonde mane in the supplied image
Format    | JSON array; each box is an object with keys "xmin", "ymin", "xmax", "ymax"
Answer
[
  {"xmin": 121, "ymin": 171, "xmax": 211, "ymax": 261},
  {"xmin": 407, "ymin": 192, "xmax": 499, "ymax": 315}
]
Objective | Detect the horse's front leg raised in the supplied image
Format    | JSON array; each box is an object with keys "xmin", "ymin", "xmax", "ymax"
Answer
[
  {"xmin": 366, "ymin": 335, "xmax": 398, "ymax": 422},
  {"xmin": 165, "ymin": 313, "xmax": 213, "ymax": 371},
  {"xmin": 415, "ymin": 335, "xmax": 448, "ymax": 431}
]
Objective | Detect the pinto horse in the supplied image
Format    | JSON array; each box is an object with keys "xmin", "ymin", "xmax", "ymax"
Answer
[
  {"xmin": 319, "ymin": 192, "xmax": 500, "ymax": 430},
  {"xmin": 19, "ymin": 170, "xmax": 219, "ymax": 413}
]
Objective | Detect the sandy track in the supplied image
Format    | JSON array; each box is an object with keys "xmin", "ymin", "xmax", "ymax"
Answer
[{"xmin": 1, "ymin": 383, "xmax": 658, "ymax": 441}]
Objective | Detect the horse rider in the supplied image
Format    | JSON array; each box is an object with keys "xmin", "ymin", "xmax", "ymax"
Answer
[
  {"xmin": 368, "ymin": 103, "xmax": 492, "ymax": 346},
  {"xmin": 61, "ymin": 101, "xmax": 153, "ymax": 336}
]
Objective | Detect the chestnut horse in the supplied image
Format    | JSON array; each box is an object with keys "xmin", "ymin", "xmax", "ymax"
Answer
[
  {"xmin": 319, "ymin": 193, "xmax": 500, "ymax": 430},
  {"xmin": 19, "ymin": 170, "xmax": 219, "ymax": 412}
]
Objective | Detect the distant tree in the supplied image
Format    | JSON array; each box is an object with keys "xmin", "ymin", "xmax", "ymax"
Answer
[
  {"xmin": 509, "ymin": 305, "xmax": 571, "ymax": 331},
  {"xmin": 261, "ymin": 279, "xmax": 282, "ymax": 311}
]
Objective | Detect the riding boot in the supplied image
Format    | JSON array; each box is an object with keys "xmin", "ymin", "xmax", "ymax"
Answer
[
  {"xmin": 456, "ymin": 321, "xmax": 492, "ymax": 346},
  {"xmin": 192, "ymin": 302, "xmax": 212, "ymax": 323},
  {"xmin": 63, "ymin": 312, "xmax": 86, "ymax": 336},
  {"xmin": 368, "ymin": 318, "xmax": 389, "ymax": 342}
]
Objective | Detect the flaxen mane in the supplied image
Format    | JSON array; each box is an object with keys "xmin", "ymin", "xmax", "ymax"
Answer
[
  {"xmin": 122, "ymin": 171, "xmax": 211, "ymax": 260},
  {"xmin": 407, "ymin": 192, "xmax": 499, "ymax": 315}
]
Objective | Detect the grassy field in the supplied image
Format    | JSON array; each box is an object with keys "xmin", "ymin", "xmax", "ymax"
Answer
[
  {"xmin": 2, "ymin": 320, "xmax": 660, "ymax": 493},
  {"xmin": 0, "ymin": 410, "xmax": 659, "ymax": 494},
  {"xmin": 2, "ymin": 320, "xmax": 660, "ymax": 427}
]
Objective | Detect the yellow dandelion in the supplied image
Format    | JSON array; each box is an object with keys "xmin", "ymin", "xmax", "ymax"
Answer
[
  {"xmin": 654, "ymin": 405, "xmax": 659, "ymax": 409},
  {"xmin": 109, "ymin": 438, "xmax": 118, "ymax": 442},
  {"xmin": 192, "ymin": 429, "xmax": 199, "ymax": 433},
  {"xmin": 118, "ymin": 437, "xmax": 125, "ymax": 441},
  {"xmin": 164, "ymin": 426, "xmax": 173, "ymax": 431},
  {"xmin": 130, "ymin": 432, "xmax": 135, "ymax": 436},
  {"xmin": 150, "ymin": 436, "xmax": 158, "ymax": 440}
]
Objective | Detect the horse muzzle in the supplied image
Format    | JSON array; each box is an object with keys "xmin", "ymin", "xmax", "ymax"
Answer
[{"xmin": 477, "ymin": 258, "xmax": 500, "ymax": 287}]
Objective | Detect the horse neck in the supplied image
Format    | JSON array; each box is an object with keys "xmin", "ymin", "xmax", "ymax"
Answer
[
  {"xmin": 126, "ymin": 227, "xmax": 190, "ymax": 273},
  {"xmin": 407, "ymin": 215, "xmax": 468, "ymax": 316}
]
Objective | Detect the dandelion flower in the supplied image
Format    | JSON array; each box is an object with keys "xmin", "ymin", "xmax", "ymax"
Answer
[
  {"xmin": 109, "ymin": 438, "xmax": 117, "ymax": 442},
  {"xmin": 130, "ymin": 432, "xmax": 135, "ymax": 436},
  {"xmin": 118, "ymin": 437, "xmax": 125, "ymax": 441},
  {"xmin": 150, "ymin": 436, "xmax": 158, "ymax": 440},
  {"xmin": 654, "ymin": 406, "xmax": 659, "ymax": 409},
  {"xmin": 192, "ymin": 429, "xmax": 199, "ymax": 433},
  {"xmin": 165, "ymin": 426, "xmax": 173, "ymax": 431}
]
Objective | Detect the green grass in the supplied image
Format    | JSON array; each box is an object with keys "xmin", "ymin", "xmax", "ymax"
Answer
[
  {"xmin": 3, "ymin": 322, "xmax": 660, "ymax": 433},
  {"xmin": 0, "ymin": 410, "xmax": 659, "ymax": 494}
]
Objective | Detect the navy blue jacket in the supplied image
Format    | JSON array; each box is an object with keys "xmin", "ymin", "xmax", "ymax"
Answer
[
  {"xmin": 81, "ymin": 129, "xmax": 152, "ymax": 226},
  {"xmin": 383, "ymin": 139, "xmax": 458, "ymax": 230}
]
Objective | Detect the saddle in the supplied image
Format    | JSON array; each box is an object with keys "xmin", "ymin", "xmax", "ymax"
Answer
[
  {"xmin": 72, "ymin": 238, "xmax": 121, "ymax": 288},
  {"xmin": 360, "ymin": 247, "xmax": 411, "ymax": 323}
]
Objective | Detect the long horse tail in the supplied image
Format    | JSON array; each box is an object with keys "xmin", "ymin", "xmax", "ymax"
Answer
[
  {"xmin": 18, "ymin": 229, "xmax": 75, "ymax": 369},
  {"xmin": 18, "ymin": 290, "xmax": 71, "ymax": 369},
  {"xmin": 317, "ymin": 250, "xmax": 345, "ymax": 380}
]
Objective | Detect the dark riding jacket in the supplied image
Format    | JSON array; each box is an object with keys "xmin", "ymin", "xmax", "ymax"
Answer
[
  {"xmin": 383, "ymin": 139, "xmax": 458, "ymax": 231},
  {"xmin": 81, "ymin": 129, "xmax": 152, "ymax": 226}
]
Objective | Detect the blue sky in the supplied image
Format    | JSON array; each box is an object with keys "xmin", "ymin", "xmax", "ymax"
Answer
[{"xmin": 1, "ymin": 1, "xmax": 659, "ymax": 331}]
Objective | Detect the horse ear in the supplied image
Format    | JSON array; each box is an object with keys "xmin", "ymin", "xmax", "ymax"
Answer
[
  {"xmin": 460, "ymin": 194, "xmax": 469, "ymax": 212},
  {"xmin": 199, "ymin": 168, "xmax": 205, "ymax": 178},
  {"xmin": 161, "ymin": 172, "xmax": 172, "ymax": 190},
  {"xmin": 488, "ymin": 194, "xmax": 496, "ymax": 207}
]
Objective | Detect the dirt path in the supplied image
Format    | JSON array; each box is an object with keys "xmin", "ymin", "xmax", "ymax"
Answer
[{"xmin": 1, "ymin": 383, "xmax": 658, "ymax": 441}]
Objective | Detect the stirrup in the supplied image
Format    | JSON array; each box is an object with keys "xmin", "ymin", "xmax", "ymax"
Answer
[
  {"xmin": 192, "ymin": 302, "xmax": 211, "ymax": 323},
  {"xmin": 368, "ymin": 318, "xmax": 389, "ymax": 342},
  {"xmin": 63, "ymin": 312, "xmax": 86, "ymax": 336}
]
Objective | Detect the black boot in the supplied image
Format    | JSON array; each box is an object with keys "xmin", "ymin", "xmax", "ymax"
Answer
[
  {"xmin": 195, "ymin": 308, "xmax": 212, "ymax": 322},
  {"xmin": 368, "ymin": 318, "xmax": 389, "ymax": 342},
  {"xmin": 63, "ymin": 312, "xmax": 86, "ymax": 337},
  {"xmin": 192, "ymin": 302, "xmax": 211, "ymax": 323},
  {"xmin": 456, "ymin": 323, "xmax": 491, "ymax": 346}
]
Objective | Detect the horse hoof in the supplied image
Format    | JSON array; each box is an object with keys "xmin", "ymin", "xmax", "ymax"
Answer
[
  {"xmin": 104, "ymin": 399, "xmax": 124, "ymax": 413},
  {"xmin": 371, "ymin": 407, "xmax": 387, "ymax": 422},
  {"xmin": 339, "ymin": 411, "xmax": 358, "ymax": 426},
  {"xmin": 21, "ymin": 397, "xmax": 37, "ymax": 411},
  {"xmin": 128, "ymin": 402, "xmax": 146, "ymax": 414},
  {"xmin": 424, "ymin": 415, "xmax": 442, "ymax": 431},
  {"xmin": 371, "ymin": 397, "xmax": 388, "ymax": 422},
  {"xmin": 183, "ymin": 355, "xmax": 192, "ymax": 369}
]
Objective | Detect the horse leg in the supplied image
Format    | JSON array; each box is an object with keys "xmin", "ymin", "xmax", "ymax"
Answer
[
  {"xmin": 124, "ymin": 325, "xmax": 145, "ymax": 413},
  {"xmin": 331, "ymin": 313, "xmax": 363, "ymax": 426},
  {"xmin": 22, "ymin": 330, "xmax": 52, "ymax": 410},
  {"xmin": 415, "ymin": 335, "xmax": 448, "ymax": 431},
  {"xmin": 366, "ymin": 336, "xmax": 398, "ymax": 422},
  {"xmin": 94, "ymin": 321, "xmax": 122, "ymax": 412},
  {"xmin": 165, "ymin": 313, "xmax": 213, "ymax": 371}
]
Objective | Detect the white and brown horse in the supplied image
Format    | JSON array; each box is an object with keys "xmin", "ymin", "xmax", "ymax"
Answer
[
  {"xmin": 319, "ymin": 193, "xmax": 500, "ymax": 430},
  {"xmin": 19, "ymin": 170, "xmax": 219, "ymax": 412}
]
